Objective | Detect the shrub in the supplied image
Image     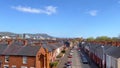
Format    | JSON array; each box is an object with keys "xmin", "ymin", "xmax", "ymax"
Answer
[
  {"xmin": 54, "ymin": 61, "xmax": 58, "ymax": 66},
  {"xmin": 50, "ymin": 62, "xmax": 54, "ymax": 67},
  {"xmin": 61, "ymin": 50, "xmax": 66, "ymax": 53},
  {"xmin": 50, "ymin": 61, "xmax": 59, "ymax": 67}
]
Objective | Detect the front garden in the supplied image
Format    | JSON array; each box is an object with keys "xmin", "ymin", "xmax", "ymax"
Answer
[{"xmin": 49, "ymin": 61, "xmax": 59, "ymax": 68}]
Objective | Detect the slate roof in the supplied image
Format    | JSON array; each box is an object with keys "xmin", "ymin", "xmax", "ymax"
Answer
[
  {"xmin": 105, "ymin": 46, "xmax": 120, "ymax": 58},
  {"xmin": 42, "ymin": 43, "xmax": 63, "ymax": 52},
  {"xmin": 0, "ymin": 44, "xmax": 41, "ymax": 56},
  {"xmin": 49, "ymin": 44, "xmax": 60, "ymax": 49},
  {"xmin": 89, "ymin": 43, "xmax": 101, "ymax": 53},
  {"xmin": 95, "ymin": 44, "xmax": 111, "ymax": 59},
  {"xmin": 42, "ymin": 44, "xmax": 52, "ymax": 52}
]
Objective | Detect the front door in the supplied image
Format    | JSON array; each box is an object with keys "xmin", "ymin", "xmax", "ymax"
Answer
[{"xmin": 40, "ymin": 54, "xmax": 44, "ymax": 68}]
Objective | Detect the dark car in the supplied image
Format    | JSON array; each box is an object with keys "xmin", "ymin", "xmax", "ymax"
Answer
[
  {"xmin": 81, "ymin": 57, "xmax": 89, "ymax": 64},
  {"xmin": 67, "ymin": 61, "xmax": 72, "ymax": 64}
]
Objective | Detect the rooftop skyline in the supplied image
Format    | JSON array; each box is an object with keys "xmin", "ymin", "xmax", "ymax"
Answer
[{"xmin": 0, "ymin": 0, "xmax": 120, "ymax": 38}]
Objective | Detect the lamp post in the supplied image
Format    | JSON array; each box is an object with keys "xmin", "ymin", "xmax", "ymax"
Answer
[{"xmin": 101, "ymin": 45, "xmax": 104, "ymax": 68}]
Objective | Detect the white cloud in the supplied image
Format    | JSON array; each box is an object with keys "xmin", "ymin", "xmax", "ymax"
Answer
[
  {"xmin": 87, "ymin": 10, "xmax": 98, "ymax": 16},
  {"xmin": 11, "ymin": 5, "xmax": 57, "ymax": 15},
  {"xmin": 44, "ymin": 6, "xmax": 57, "ymax": 15}
]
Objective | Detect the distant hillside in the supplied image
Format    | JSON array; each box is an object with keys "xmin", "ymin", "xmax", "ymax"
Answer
[
  {"xmin": 0, "ymin": 32, "xmax": 17, "ymax": 36},
  {"xmin": 0, "ymin": 32, "xmax": 55, "ymax": 39}
]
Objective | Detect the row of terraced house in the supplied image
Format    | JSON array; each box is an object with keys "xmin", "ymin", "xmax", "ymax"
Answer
[
  {"xmin": 0, "ymin": 39, "xmax": 72, "ymax": 68},
  {"xmin": 80, "ymin": 41, "xmax": 120, "ymax": 68}
]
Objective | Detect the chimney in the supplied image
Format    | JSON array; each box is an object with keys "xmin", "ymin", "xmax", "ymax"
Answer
[
  {"xmin": 116, "ymin": 42, "xmax": 120, "ymax": 47},
  {"xmin": 6, "ymin": 39, "xmax": 13, "ymax": 45},
  {"xmin": 118, "ymin": 42, "xmax": 120, "ymax": 46},
  {"xmin": 104, "ymin": 41, "xmax": 107, "ymax": 45},
  {"xmin": 112, "ymin": 41, "xmax": 116, "ymax": 46},
  {"xmin": 33, "ymin": 42, "xmax": 42, "ymax": 46},
  {"xmin": 107, "ymin": 41, "xmax": 112, "ymax": 45},
  {"xmin": 0, "ymin": 39, "xmax": 2, "ymax": 43},
  {"xmin": 23, "ymin": 40, "xmax": 28, "ymax": 46},
  {"xmin": 0, "ymin": 39, "xmax": 3, "ymax": 43},
  {"xmin": 48, "ymin": 40, "xmax": 57, "ymax": 44}
]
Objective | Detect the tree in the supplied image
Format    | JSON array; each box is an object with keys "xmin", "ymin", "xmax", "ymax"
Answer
[
  {"xmin": 95, "ymin": 36, "xmax": 111, "ymax": 41},
  {"xmin": 86, "ymin": 37, "xmax": 95, "ymax": 41},
  {"xmin": 112, "ymin": 37, "xmax": 120, "ymax": 41}
]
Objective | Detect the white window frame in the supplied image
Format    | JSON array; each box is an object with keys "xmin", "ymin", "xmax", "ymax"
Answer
[
  {"xmin": 4, "ymin": 65, "xmax": 9, "ymax": 68},
  {"xmin": 12, "ymin": 65, "xmax": 16, "ymax": 68},
  {"xmin": 30, "ymin": 67, "xmax": 35, "ymax": 68},
  {"xmin": 23, "ymin": 56, "xmax": 27, "ymax": 64},
  {"xmin": 5, "ymin": 56, "xmax": 9, "ymax": 63},
  {"xmin": 21, "ymin": 66, "xmax": 27, "ymax": 68}
]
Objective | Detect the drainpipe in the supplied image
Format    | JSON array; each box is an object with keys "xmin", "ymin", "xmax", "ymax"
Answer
[{"xmin": 101, "ymin": 45, "xmax": 105, "ymax": 68}]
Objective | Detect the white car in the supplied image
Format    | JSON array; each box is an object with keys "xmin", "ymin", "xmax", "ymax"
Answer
[
  {"xmin": 69, "ymin": 52, "xmax": 73, "ymax": 55},
  {"xmin": 70, "ymin": 50, "xmax": 74, "ymax": 53}
]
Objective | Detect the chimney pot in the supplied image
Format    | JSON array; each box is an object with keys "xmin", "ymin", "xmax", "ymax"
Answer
[
  {"xmin": 23, "ymin": 40, "xmax": 28, "ymax": 46},
  {"xmin": 7, "ymin": 39, "xmax": 13, "ymax": 45}
]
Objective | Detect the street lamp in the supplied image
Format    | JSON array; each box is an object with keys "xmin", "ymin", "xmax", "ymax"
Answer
[{"xmin": 101, "ymin": 45, "xmax": 104, "ymax": 68}]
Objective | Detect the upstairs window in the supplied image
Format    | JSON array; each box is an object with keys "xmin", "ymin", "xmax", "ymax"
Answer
[
  {"xmin": 12, "ymin": 65, "xmax": 16, "ymax": 68},
  {"xmin": 5, "ymin": 56, "xmax": 9, "ymax": 63},
  {"xmin": 23, "ymin": 56, "xmax": 27, "ymax": 64},
  {"xmin": 21, "ymin": 66, "xmax": 27, "ymax": 68},
  {"xmin": 4, "ymin": 65, "xmax": 9, "ymax": 68}
]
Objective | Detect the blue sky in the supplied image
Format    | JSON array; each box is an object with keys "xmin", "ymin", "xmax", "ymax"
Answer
[{"xmin": 0, "ymin": 0, "xmax": 120, "ymax": 38}]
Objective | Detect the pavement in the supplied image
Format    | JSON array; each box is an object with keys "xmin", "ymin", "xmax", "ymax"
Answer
[{"xmin": 57, "ymin": 48, "xmax": 70, "ymax": 68}]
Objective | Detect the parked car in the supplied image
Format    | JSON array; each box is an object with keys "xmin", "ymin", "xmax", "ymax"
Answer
[
  {"xmin": 70, "ymin": 50, "xmax": 74, "ymax": 53},
  {"xmin": 81, "ymin": 56, "xmax": 89, "ymax": 64},
  {"xmin": 80, "ymin": 53, "xmax": 84, "ymax": 57},
  {"xmin": 66, "ymin": 62, "xmax": 71, "ymax": 66},
  {"xmin": 78, "ymin": 48, "xmax": 81, "ymax": 52},
  {"xmin": 67, "ymin": 61, "xmax": 72, "ymax": 64},
  {"xmin": 77, "ymin": 48, "xmax": 80, "ymax": 50},
  {"xmin": 68, "ymin": 55, "xmax": 72, "ymax": 58},
  {"xmin": 66, "ymin": 66, "xmax": 72, "ymax": 68},
  {"xmin": 69, "ymin": 52, "xmax": 73, "ymax": 55}
]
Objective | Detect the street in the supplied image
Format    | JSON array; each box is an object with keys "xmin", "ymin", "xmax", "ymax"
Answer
[
  {"xmin": 70, "ymin": 49, "xmax": 90, "ymax": 68},
  {"xmin": 57, "ymin": 47, "xmax": 99, "ymax": 68}
]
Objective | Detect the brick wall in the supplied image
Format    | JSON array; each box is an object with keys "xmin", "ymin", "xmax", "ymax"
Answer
[
  {"xmin": 0, "ymin": 55, "xmax": 35, "ymax": 68},
  {"xmin": 36, "ymin": 46, "xmax": 50, "ymax": 68}
]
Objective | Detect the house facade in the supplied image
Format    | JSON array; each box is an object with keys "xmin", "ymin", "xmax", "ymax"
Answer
[
  {"xmin": 80, "ymin": 41, "xmax": 120, "ymax": 68},
  {"xmin": 0, "ymin": 39, "xmax": 50, "ymax": 68}
]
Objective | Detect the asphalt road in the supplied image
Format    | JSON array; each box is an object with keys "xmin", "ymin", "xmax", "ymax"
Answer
[
  {"xmin": 71, "ymin": 49, "xmax": 90, "ymax": 68},
  {"xmin": 81, "ymin": 50, "xmax": 99, "ymax": 68}
]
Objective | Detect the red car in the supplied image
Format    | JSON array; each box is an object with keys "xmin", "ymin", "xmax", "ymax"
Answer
[
  {"xmin": 67, "ymin": 61, "xmax": 72, "ymax": 64},
  {"xmin": 68, "ymin": 55, "xmax": 72, "ymax": 58}
]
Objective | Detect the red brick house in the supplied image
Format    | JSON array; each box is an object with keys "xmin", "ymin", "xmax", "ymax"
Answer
[{"xmin": 0, "ymin": 40, "xmax": 50, "ymax": 68}]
